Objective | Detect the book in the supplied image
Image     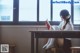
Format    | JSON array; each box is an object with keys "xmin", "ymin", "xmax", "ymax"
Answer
[{"xmin": 45, "ymin": 20, "xmax": 53, "ymax": 30}]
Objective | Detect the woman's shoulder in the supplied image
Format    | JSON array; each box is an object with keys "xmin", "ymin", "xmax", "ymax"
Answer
[{"xmin": 66, "ymin": 22, "xmax": 74, "ymax": 30}]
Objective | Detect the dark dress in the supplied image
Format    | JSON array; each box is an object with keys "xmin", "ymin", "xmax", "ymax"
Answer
[{"xmin": 56, "ymin": 38, "xmax": 71, "ymax": 53}]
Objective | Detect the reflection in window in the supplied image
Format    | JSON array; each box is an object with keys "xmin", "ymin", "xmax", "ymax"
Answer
[
  {"xmin": 0, "ymin": 0, "xmax": 13, "ymax": 21},
  {"xmin": 74, "ymin": 0, "xmax": 80, "ymax": 24},
  {"xmin": 19, "ymin": 0, "xmax": 37, "ymax": 22},
  {"xmin": 52, "ymin": 0, "xmax": 71, "ymax": 21}
]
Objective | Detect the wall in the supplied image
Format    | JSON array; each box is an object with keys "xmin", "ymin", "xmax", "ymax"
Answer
[
  {"xmin": 0, "ymin": 27, "xmax": 1, "ymax": 43},
  {"xmin": 72, "ymin": 26, "xmax": 80, "ymax": 46},
  {"xmin": 0, "ymin": 25, "xmax": 80, "ymax": 53},
  {"xmin": 0, "ymin": 25, "xmax": 47, "ymax": 53}
]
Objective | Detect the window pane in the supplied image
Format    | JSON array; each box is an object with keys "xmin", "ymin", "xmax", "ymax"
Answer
[
  {"xmin": 19, "ymin": 0, "xmax": 37, "ymax": 21},
  {"xmin": 52, "ymin": 0, "xmax": 71, "ymax": 21},
  {"xmin": 39, "ymin": 0, "xmax": 50, "ymax": 21},
  {"xmin": 0, "ymin": 0, "xmax": 13, "ymax": 22},
  {"xmin": 74, "ymin": 0, "xmax": 80, "ymax": 24}
]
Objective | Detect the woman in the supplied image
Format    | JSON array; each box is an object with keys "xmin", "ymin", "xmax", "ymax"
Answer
[{"xmin": 43, "ymin": 9, "xmax": 74, "ymax": 53}]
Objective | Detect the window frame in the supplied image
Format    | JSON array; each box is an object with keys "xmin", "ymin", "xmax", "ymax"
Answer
[{"xmin": 0, "ymin": 0, "xmax": 80, "ymax": 25}]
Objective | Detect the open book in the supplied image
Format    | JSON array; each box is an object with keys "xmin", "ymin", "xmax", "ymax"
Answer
[
  {"xmin": 45, "ymin": 20, "xmax": 59, "ymax": 30},
  {"xmin": 45, "ymin": 20, "xmax": 54, "ymax": 30}
]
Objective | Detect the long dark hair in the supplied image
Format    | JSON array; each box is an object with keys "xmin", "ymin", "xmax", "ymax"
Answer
[{"xmin": 60, "ymin": 9, "xmax": 70, "ymax": 29}]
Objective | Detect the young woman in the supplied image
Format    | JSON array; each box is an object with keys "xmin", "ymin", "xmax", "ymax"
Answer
[{"xmin": 43, "ymin": 9, "xmax": 74, "ymax": 53}]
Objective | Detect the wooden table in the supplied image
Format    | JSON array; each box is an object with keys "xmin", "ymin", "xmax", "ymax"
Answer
[{"xmin": 30, "ymin": 30, "xmax": 80, "ymax": 53}]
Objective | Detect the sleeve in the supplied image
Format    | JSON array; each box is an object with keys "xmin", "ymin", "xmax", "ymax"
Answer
[{"xmin": 57, "ymin": 21, "xmax": 63, "ymax": 30}]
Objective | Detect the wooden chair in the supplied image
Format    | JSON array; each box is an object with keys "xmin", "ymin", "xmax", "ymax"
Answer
[
  {"xmin": 9, "ymin": 44, "xmax": 16, "ymax": 53},
  {"xmin": 0, "ymin": 43, "xmax": 16, "ymax": 53},
  {"xmin": 71, "ymin": 47, "xmax": 80, "ymax": 53}
]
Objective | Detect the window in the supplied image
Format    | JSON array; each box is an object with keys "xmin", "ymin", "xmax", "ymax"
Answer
[
  {"xmin": 52, "ymin": 0, "xmax": 71, "ymax": 21},
  {"xmin": 19, "ymin": 0, "xmax": 37, "ymax": 22},
  {"xmin": 0, "ymin": 0, "xmax": 80, "ymax": 25},
  {"xmin": 74, "ymin": 0, "xmax": 80, "ymax": 24},
  {"xmin": 39, "ymin": 0, "xmax": 50, "ymax": 21},
  {"xmin": 0, "ymin": 0, "xmax": 13, "ymax": 22}
]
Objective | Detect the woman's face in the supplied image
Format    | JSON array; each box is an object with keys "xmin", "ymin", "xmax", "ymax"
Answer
[
  {"xmin": 61, "ymin": 16, "xmax": 68, "ymax": 21},
  {"xmin": 61, "ymin": 17, "xmax": 63, "ymax": 21}
]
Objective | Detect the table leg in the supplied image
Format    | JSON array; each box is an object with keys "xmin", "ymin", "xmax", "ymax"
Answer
[
  {"xmin": 36, "ymin": 38, "xmax": 38, "ymax": 53},
  {"xmin": 31, "ymin": 32, "xmax": 34, "ymax": 53}
]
